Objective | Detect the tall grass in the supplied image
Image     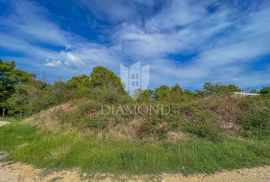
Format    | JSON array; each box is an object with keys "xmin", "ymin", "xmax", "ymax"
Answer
[{"xmin": 0, "ymin": 122, "xmax": 269, "ymax": 174}]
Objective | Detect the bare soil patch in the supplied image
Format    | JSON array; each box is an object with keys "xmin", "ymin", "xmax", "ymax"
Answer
[
  {"xmin": 0, "ymin": 121, "xmax": 10, "ymax": 127},
  {"xmin": 0, "ymin": 160, "xmax": 270, "ymax": 182}
]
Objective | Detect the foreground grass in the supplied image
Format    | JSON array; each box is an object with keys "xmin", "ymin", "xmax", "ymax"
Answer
[{"xmin": 0, "ymin": 121, "xmax": 269, "ymax": 175}]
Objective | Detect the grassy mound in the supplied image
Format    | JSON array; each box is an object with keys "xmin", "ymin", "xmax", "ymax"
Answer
[{"xmin": 27, "ymin": 96, "xmax": 270, "ymax": 142}]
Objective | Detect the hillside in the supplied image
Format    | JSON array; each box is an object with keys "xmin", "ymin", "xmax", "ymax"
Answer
[
  {"xmin": 27, "ymin": 95, "xmax": 270, "ymax": 142},
  {"xmin": 1, "ymin": 60, "xmax": 270, "ymax": 179}
]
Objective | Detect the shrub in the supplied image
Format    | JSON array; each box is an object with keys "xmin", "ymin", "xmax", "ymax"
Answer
[
  {"xmin": 186, "ymin": 121, "xmax": 221, "ymax": 141},
  {"xmin": 236, "ymin": 96, "xmax": 270, "ymax": 139},
  {"xmin": 239, "ymin": 109, "xmax": 270, "ymax": 139},
  {"xmin": 260, "ymin": 87, "xmax": 270, "ymax": 96},
  {"xmin": 184, "ymin": 110, "xmax": 222, "ymax": 141}
]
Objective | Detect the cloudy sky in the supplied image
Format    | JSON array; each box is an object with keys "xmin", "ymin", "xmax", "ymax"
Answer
[{"xmin": 0, "ymin": 0, "xmax": 270, "ymax": 90}]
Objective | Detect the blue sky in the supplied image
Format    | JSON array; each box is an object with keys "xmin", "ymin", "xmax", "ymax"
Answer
[{"xmin": 0, "ymin": 0, "xmax": 270, "ymax": 90}]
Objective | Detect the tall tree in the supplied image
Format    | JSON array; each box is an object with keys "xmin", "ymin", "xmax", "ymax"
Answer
[
  {"xmin": 66, "ymin": 74, "xmax": 92, "ymax": 97},
  {"xmin": 90, "ymin": 66, "xmax": 125, "ymax": 92},
  {"xmin": 0, "ymin": 60, "xmax": 33, "ymax": 115}
]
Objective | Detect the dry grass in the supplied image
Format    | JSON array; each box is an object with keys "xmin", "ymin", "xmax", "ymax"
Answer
[
  {"xmin": 24, "ymin": 96, "xmax": 270, "ymax": 142},
  {"xmin": 49, "ymin": 145, "xmax": 72, "ymax": 160},
  {"xmin": 24, "ymin": 99, "xmax": 86, "ymax": 132}
]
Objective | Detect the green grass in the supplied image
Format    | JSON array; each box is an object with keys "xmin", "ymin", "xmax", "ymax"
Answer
[{"xmin": 0, "ymin": 121, "xmax": 270, "ymax": 175}]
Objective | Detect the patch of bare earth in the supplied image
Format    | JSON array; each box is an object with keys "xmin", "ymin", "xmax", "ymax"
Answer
[
  {"xmin": 0, "ymin": 162, "xmax": 81, "ymax": 182},
  {"xmin": 0, "ymin": 160, "xmax": 270, "ymax": 182},
  {"xmin": 0, "ymin": 121, "xmax": 10, "ymax": 127}
]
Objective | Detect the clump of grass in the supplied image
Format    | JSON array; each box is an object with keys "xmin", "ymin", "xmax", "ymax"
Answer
[
  {"xmin": 0, "ymin": 122, "xmax": 270, "ymax": 174},
  {"xmin": 0, "ymin": 122, "xmax": 41, "ymax": 151}
]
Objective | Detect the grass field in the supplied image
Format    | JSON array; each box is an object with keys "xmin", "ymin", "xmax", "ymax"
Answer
[{"xmin": 0, "ymin": 119, "xmax": 269, "ymax": 175}]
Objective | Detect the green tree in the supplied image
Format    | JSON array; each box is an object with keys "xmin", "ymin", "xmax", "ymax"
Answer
[
  {"xmin": 203, "ymin": 82, "xmax": 241, "ymax": 96},
  {"xmin": 260, "ymin": 87, "xmax": 270, "ymax": 96},
  {"xmin": 66, "ymin": 74, "xmax": 91, "ymax": 97},
  {"xmin": 7, "ymin": 79, "xmax": 56, "ymax": 116},
  {"xmin": 154, "ymin": 85, "xmax": 170, "ymax": 101},
  {"xmin": 90, "ymin": 66, "xmax": 125, "ymax": 92},
  {"xmin": 0, "ymin": 60, "xmax": 33, "ymax": 115},
  {"xmin": 89, "ymin": 66, "xmax": 130, "ymax": 103},
  {"xmin": 66, "ymin": 74, "xmax": 91, "ymax": 90}
]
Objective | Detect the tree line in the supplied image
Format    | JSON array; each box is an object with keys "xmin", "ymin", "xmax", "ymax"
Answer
[{"xmin": 1, "ymin": 59, "xmax": 270, "ymax": 117}]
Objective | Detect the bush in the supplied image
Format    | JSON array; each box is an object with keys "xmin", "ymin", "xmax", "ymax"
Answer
[
  {"xmin": 236, "ymin": 96, "xmax": 270, "ymax": 139},
  {"xmin": 184, "ymin": 110, "xmax": 222, "ymax": 141},
  {"xmin": 239, "ymin": 109, "xmax": 270, "ymax": 139},
  {"xmin": 186, "ymin": 121, "xmax": 221, "ymax": 141},
  {"xmin": 260, "ymin": 87, "xmax": 270, "ymax": 96}
]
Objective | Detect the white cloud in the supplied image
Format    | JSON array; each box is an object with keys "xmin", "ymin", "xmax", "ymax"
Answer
[
  {"xmin": 79, "ymin": 0, "xmax": 136, "ymax": 22},
  {"xmin": 120, "ymin": 1, "xmax": 270, "ymax": 88},
  {"xmin": 146, "ymin": 0, "xmax": 209, "ymax": 30},
  {"xmin": 45, "ymin": 59, "xmax": 62, "ymax": 68},
  {"xmin": 0, "ymin": 0, "xmax": 123, "ymax": 72},
  {"xmin": 1, "ymin": 0, "xmax": 270, "ymax": 88},
  {"xmin": 45, "ymin": 52, "xmax": 85, "ymax": 69},
  {"xmin": 0, "ymin": 0, "xmax": 68, "ymax": 46},
  {"xmin": 61, "ymin": 51, "xmax": 85, "ymax": 69}
]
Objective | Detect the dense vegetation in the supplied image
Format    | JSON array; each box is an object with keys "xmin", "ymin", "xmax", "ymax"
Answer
[
  {"xmin": 0, "ymin": 60, "xmax": 130, "ymax": 117},
  {"xmin": 1, "ymin": 59, "xmax": 270, "ymax": 174},
  {"xmin": 1, "ymin": 59, "xmax": 270, "ymax": 140}
]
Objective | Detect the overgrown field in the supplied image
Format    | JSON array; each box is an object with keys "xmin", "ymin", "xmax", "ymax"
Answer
[
  {"xmin": 1, "ymin": 60, "xmax": 270, "ymax": 175},
  {"xmin": 0, "ymin": 120, "xmax": 269, "ymax": 174}
]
